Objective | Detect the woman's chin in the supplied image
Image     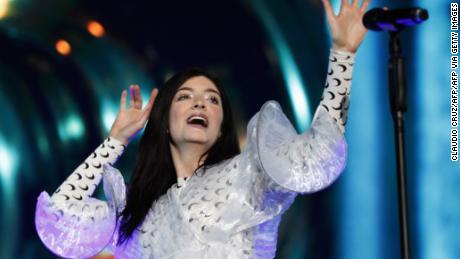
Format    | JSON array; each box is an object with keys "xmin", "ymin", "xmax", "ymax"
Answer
[
  {"xmin": 170, "ymin": 129, "xmax": 218, "ymax": 148},
  {"xmin": 183, "ymin": 134, "xmax": 217, "ymax": 146}
]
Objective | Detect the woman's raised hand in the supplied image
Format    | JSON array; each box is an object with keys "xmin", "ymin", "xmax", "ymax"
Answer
[
  {"xmin": 321, "ymin": 0, "xmax": 371, "ymax": 53},
  {"xmin": 109, "ymin": 85, "xmax": 159, "ymax": 145}
]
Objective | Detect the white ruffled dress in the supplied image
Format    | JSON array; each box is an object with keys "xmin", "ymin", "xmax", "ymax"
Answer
[{"xmin": 35, "ymin": 49, "xmax": 354, "ymax": 259}]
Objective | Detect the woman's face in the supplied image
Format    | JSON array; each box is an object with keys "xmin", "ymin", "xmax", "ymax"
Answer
[{"xmin": 168, "ymin": 76, "xmax": 223, "ymax": 150}]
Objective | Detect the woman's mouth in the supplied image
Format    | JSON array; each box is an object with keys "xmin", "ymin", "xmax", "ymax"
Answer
[{"xmin": 186, "ymin": 114, "xmax": 208, "ymax": 128}]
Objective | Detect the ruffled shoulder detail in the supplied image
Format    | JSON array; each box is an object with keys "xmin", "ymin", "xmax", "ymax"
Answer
[
  {"xmin": 35, "ymin": 165, "xmax": 126, "ymax": 258},
  {"xmin": 253, "ymin": 101, "xmax": 347, "ymax": 193}
]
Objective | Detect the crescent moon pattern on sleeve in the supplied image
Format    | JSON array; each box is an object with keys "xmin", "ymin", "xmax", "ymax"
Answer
[
  {"xmin": 52, "ymin": 137, "xmax": 126, "ymax": 202},
  {"xmin": 318, "ymin": 48, "xmax": 355, "ymax": 134}
]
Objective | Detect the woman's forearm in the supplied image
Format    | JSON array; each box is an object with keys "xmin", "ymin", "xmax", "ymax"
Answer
[
  {"xmin": 318, "ymin": 48, "xmax": 355, "ymax": 134},
  {"xmin": 51, "ymin": 137, "xmax": 126, "ymax": 201}
]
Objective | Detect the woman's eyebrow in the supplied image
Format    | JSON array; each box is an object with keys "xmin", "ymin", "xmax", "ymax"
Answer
[{"xmin": 177, "ymin": 86, "xmax": 221, "ymax": 96}]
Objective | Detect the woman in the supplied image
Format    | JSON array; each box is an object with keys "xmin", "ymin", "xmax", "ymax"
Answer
[{"xmin": 35, "ymin": 0, "xmax": 370, "ymax": 258}]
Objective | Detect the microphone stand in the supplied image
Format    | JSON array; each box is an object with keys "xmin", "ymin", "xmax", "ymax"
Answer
[{"xmin": 388, "ymin": 30, "xmax": 411, "ymax": 259}]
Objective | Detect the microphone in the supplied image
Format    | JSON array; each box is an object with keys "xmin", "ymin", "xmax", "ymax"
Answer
[{"xmin": 363, "ymin": 8, "xmax": 429, "ymax": 32}]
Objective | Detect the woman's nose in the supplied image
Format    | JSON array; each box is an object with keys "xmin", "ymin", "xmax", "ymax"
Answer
[{"xmin": 193, "ymin": 101, "xmax": 206, "ymax": 109}]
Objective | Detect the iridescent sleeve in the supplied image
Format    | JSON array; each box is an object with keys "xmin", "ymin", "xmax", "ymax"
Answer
[
  {"xmin": 35, "ymin": 138, "xmax": 127, "ymax": 258},
  {"xmin": 255, "ymin": 49, "xmax": 353, "ymax": 193},
  {"xmin": 255, "ymin": 101, "xmax": 347, "ymax": 194}
]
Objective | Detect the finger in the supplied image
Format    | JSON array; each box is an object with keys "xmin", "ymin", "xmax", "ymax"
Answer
[
  {"xmin": 129, "ymin": 85, "xmax": 135, "ymax": 108},
  {"xmin": 360, "ymin": 0, "xmax": 371, "ymax": 12},
  {"xmin": 141, "ymin": 89, "xmax": 158, "ymax": 122},
  {"xmin": 141, "ymin": 88, "xmax": 159, "ymax": 120},
  {"xmin": 340, "ymin": 0, "xmax": 349, "ymax": 13},
  {"xmin": 352, "ymin": 0, "xmax": 359, "ymax": 7},
  {"xmin": 321, "ymin": 0, "xmax": 336, "ymax": 20},
  {"xmin": 120, "ymin": 90, "xmax": 127, "ymax": 111},
  {"xmin": 150, "ymin": 88, "xmax": 159, "ymax": 107},
  {"xmin": 133, "ymin": 85, "xmax": 143, "ymax": 109},
  {"xmin": 130, "ymin": 84, "xmax": 140, "ymax": 109},
  {"xmin": 142, "ymin": 88, "xmax": 157, "ymax": 112}
]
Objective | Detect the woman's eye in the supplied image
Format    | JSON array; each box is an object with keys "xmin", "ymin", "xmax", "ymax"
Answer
[
  {"xmin": 177, "ymin": 94, "xmax": 190, "ymax": 101},
  {"xmin": 209, "ymin": 96, "xmax": 220, "ymax": 104}
]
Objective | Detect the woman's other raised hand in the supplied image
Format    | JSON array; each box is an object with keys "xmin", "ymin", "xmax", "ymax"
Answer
[
  {"xmin": 321, "ymin": 0, "xmax": 371, "ymax": 53},
  {"xmin": 109, "ymin": 85, "xmax": 159, "ymax": 145}
]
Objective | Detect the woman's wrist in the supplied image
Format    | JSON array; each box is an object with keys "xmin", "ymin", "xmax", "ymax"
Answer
[{"xmin": 108, "ymin": 133, "xmax": 129, "ymax": 146}]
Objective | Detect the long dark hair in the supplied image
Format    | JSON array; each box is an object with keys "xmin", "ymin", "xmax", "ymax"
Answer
[{"xmin": 117, "ymin": 68, "xmax": 240, "ymax": 244}]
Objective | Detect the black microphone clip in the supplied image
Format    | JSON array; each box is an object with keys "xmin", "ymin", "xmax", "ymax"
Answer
[{"xmin": 363, "ymin": 8, "xmax": 429, "ymax": 32}]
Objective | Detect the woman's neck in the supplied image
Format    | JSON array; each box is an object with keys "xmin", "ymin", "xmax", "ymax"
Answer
[{"xmin": 170, "ymin": 143, "xmax": 207, "ymax": 178}]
